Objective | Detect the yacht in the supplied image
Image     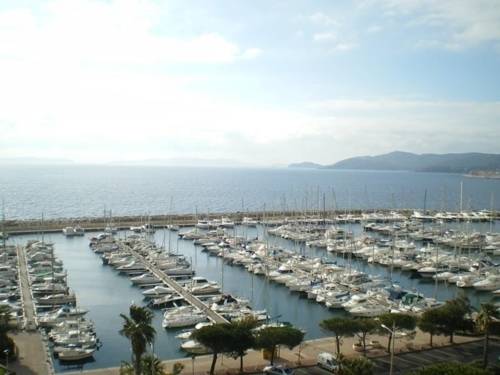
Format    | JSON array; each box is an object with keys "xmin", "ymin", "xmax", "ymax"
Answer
[
  {"xmin": 162, "ymin": 307, "xmax": 207, "ymax": 328},
  {"xmin": 473, "ymin": 275, "xmax": 500, "ymax": 291},
  {"xmin": 130, "ymin": 273, "xmax": 161, "ymax": 285},
  {"xmin": 141, "ymin": 223, "xmax": 156, "ymax": 233},
  {"xmin": 181, "ymin": 340, "xmax": 210, "ymax": 354},
  {"xmin": 62, "ymin": 226, "xmax": 85, "ymax": 237},
  {"xmin": 58, "ymin": 348, "xmax": 96, "ymax": 361},
  {"xmin": 241, "ymin": 217, "xmax": 258, "ymax": 227},
  {"xmin": 37, "ymin": 293, "xmax": 76, "ymax": 306},
  {"xmin": 220, "ymin": 217, "xmax": 235, "ymax": 228},
  {"xmin": 142, "ymin": 285, "xmax": 173, "ymax": 298}
]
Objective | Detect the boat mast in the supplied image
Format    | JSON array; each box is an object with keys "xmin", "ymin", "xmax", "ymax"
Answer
[
  {"xmin": 490, "ymin": 192, "xmax": 495, "ymax": 233},
  {"xmin": 459, "ymin": 181, "xmax": 463, "ymax": 213},
  {"xmin": 1, "ymin": 199, "xmax": 6, "ymax": 249}
]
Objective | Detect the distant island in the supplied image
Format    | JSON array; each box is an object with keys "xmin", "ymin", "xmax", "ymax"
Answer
[
  {"xmin": 289, "ymin": 151, "xmax": 500, "ymax": 174},
  {"xmin": 287, "ymin": 161, "xmax": 323, "ymax": 169}
]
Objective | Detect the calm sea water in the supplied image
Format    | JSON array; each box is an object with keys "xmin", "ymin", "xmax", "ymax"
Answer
[
  {"xmin": 6, "ymin": 223, "xmax": 497, "ymax": 372},
  {"xmin": 1, "ymin": 165, "xmax": 499, "ymax": 219}
]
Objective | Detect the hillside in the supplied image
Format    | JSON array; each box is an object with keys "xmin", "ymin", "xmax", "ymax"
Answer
[{"xmin": 289, "ymin": 151, "xmax": 500, "ymax": 173}]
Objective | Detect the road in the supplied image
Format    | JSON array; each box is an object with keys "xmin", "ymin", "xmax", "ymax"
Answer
[{"xmin": 295, "ymin": 339, "xmax": 500, "ymax": 375}]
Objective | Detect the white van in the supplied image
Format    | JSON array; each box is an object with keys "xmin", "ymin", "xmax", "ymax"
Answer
[{"xmin": 317, "ymin": 352, "xmax": 339, "ymax": 372}]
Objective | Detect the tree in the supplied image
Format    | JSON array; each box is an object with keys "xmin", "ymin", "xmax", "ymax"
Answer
[
  {"xmin": 120, "ymin": 305, "xmax": 156, "ymax": 375},
  {"xmin": 191, "ymin": 323, "xmax": 233, "ymax": 375},
  {"xmin": 336, "ymin": 354, "xmax": 374, "ymax": 375},
  {"xmin": 120, "ymin": 356, "xmax": 179, "ymax": 375},
  {"xmin": 378, "ymin": 313, "xmax": 417, "ymax": 353},
  {"xmin": 476, "ymin": 302, "xmax": 500, "ymax": 368},
  {"xmin": 254, "ymin": 326, "xmax": 304, "ymax": 365},
  {"xmin": 418, "ymin": 309, "xmax": 442, "ymax": 347},
  {"xmin": 320, "ymin": 317, "xmax": 359, "ymax": 355},
  {"xmin": 435, "ymin": 298, "xmax": 473, "ymax": 344},
  {"xmin": 141, "ymin": 354, "xmax": 167, "ymax": 375},
  {"xmin": 354, "ymin": 319, "xmax": 378, "ymax": 354},
  {"xmin": 409, "ymin": 362, "xmax": 490, "ymax": 375},
  {"xmin": 226, "ymin": 318, "xmax": 258, "ymax": 373},
  {"xmin": 0, "ymin": 305, "xmax": 15, "ymax": 362}
]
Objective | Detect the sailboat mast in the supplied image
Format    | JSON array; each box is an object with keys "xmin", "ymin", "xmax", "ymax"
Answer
[
  {"xmin": 459, "ymin": 181, "xmax": 463, "ymax": 213},
  {"xmin": 1, "ymin": 199, "xmax": 6, "ymax": 249}
]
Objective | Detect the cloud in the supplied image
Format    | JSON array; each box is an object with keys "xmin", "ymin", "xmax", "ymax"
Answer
[
  {"xmin": 241, "ymin": 48, "xmax": 263, "ymax": 59},
  {"xmin": 332, "ymin": 42, "xmax": 357, "ymax": 51},
  {"xmin": 365, "ymin": 0, "xmax": 500, "ymax": 49},
  {"xmin": 313, "ymin": 32, "xmax": 337, "ymax": 42},
  {"xmin": 309, "ymin": 12, "xmax": 339, "ymax": 27},
  {"xmin": 0, "ymin": 0, "xmax": 260, "ymax": 65},
  {"xmin": 366, "ymin": 25, "xmax": 382, "ymax": 33}
]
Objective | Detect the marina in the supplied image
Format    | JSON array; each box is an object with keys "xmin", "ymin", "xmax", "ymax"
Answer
[{"xmin": 2, "ymin": 211, "xmax": 498, "ymax": 372}]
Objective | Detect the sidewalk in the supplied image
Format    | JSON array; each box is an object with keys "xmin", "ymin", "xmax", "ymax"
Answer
[
  {"xmin": 9, "ymin": 331, "xmax": 51, "ymax": 375},
  {"xmin": 66, "ymin": 330, "xmax": 478, "ymax": 375}
]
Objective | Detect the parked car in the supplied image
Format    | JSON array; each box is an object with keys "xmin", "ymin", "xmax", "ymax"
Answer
[
  {"xmin": 317, "ymin": 352, "xmax": 339, "ymax": 372},
  {"xmin": 263, "ymin": 365, "xmax": 294, "ymax": 375}
]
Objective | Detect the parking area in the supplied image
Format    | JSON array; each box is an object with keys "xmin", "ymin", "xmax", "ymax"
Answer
[{"xmin": 295, "ymin": 339, "xmax": 500, "ymax": 375}]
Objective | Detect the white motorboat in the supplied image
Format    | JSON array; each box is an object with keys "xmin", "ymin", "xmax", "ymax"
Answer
[
  {"xmin": 162, "ymin": 312, "xmax": 207, "ymax": 328},
  {"xmin": 181, "ymin": 340, "xmax": 210, "ymax": 354},
  {"xmin": 191, "ymin": 282, "xmax": 220, "ymax": 295},
  {"xmin": 195, "ymin": 220, "xmax": 211, "ymax": 230},
  {"xmin": 142, "ymin": 286, "xmax": 173, "ymax": 297},
  {"xmin": 58, "ymin": 348, "xmax": 95, "ymax": 361},
  {"xmin": 37, "ymin": 293, "xmax": 76, "ymax": 306},
  {"xmin": 130, "ymin": 273, "xmax": 160, "ymax": 285},
  {"xmin": 220, "ymin": 217, "xmax": 235, "ymax": 228},
  {"xmin": 53, "ymin": 330, "xmax": 97, "ymax": 347},
  {"xmin": 62, "ymin": 226, "xmax": 85, "ymax": 237},
  {"xmin": 162, "ymin": 306, "xmax": 207, "ymax": 328},
  {"xmin": 141, "ymin": 223, "xmax": 156, "ymax": 233},
  {"xmin": 473, "ymin": 275, "xmax": 500, "ymax": 291},
  {"xmin": 241, "ymin": 217, "xmax": 258, "ymax": 227}
]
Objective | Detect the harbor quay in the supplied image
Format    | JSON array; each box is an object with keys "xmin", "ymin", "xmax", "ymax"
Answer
[
  {"xmin": 63, "ymin": 331, "xmax": 480, "ymax": 375},
  {"xmin": 2, "ymin": 208, "xmax": 498, "ymax": 235}
]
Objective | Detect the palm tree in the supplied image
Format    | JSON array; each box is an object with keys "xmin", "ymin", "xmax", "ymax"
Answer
[
  {"xmin": 120, "ymin": 305, "xmax": 156, "ymax": 375},
  {"xmin": 0, "ymin": 305, "xmax": 15, "ymax": 360},
  {"xmin": 141, "ymin": 354, "xmax": 166, "ymax": 375},
  {"xmin": 476, "ymin": 302, "xmax": 499, "ymax": 368}
]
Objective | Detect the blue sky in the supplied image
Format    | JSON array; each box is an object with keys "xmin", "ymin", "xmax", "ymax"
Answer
[{"xmin": 0, "ymin": 0, "xmax": 499, "ymax": 165}]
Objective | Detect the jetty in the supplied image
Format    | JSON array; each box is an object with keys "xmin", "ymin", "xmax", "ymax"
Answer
[
  {"xmin": 3, "ymin": 209, "xmax": 498, "ymax": 236},
  {"xmin": 16, "ymin": 245, "xmax": 37, "ymax": 330},
  {"xmin": 120, "ymin": 240, "xmax": 229, "ymax": 324}
]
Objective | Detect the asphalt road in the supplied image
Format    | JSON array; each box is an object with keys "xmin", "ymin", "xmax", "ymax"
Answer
[{"xmin": 295, "ymin": 339, "xmax": 500, "ymax": 375}]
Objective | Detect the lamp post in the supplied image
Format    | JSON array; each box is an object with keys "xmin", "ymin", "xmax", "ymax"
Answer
[
  {"xmin": 381, "ymin": 322, "xmax": 396, "ymax": 375},
  {"xmin": 150, "ymin": 342, "xmax": 155, "ymax": 375},
  {"xmin": 4, "ymin": 348, "xmax": 9, "ymax": 372},
  {"xmin": 191, "ymin": 355, "xmax": 195, "ymax": 375}
]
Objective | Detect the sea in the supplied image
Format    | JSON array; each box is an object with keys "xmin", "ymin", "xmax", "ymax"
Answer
[
  {"xmin": 1, "ymin": 166, "xmax": 500, "ymax": 372},
  {"xmin": 0, "ymin": 165, "xmax": 499, "ymax": 220}
]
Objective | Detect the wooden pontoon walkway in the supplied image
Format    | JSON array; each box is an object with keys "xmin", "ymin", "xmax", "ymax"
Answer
[
  {"xmin": 120, "ymin": 241, "xmax": 229, "ymax": 324},
  {"xmin": 16, "ymin": 245, "xmax": 37, "ymax": 330}
]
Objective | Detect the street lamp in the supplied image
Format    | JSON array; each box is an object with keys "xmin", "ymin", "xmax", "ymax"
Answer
[
  {"xmin": 380, "ymin": 323, "xmax": 396, "ymax": 375},
  {"xmin": 3, "ymin": 348, "xmax": 9, "ymax": 372},
  {"xmin": 150, "ymin": 342, "xmax": 155, "ymax": 375}
]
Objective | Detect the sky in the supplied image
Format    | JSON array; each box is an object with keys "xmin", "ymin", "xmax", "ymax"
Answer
[{"xmin": 0, "ymin": 0, "xmax": 499, "ymax": 165}]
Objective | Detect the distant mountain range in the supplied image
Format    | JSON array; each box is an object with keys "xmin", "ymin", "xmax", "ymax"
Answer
[
  {"xmin": 0, "ymin": 157, "xmax": 74, "ymax": 165},
  {"xmin": 107, "ymin": 158, "xmax": 251, "ymax": 167},
  {"xmin": 289, "ymin": 151, "xmax": 500, "ymax": 174}
]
